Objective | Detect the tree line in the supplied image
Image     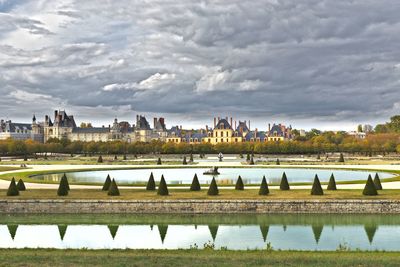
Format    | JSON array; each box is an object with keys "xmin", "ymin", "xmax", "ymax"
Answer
[{"xmin": 0, "ymin": 131, "xmax": 400, "ymax": 156}]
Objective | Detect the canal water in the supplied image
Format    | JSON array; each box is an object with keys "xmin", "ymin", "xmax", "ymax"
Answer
[
  {"xmin": 1, "ymin": 214, "xmax": 399, "ymax": 251},
  {"xmin": 31, "ymin": 168, "xmax": 392, "ymax": 185}
]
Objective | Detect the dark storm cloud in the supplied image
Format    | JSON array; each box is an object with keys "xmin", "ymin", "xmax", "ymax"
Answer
[{"xmin": 1, "ymin": 0, "xmax": 400, "ymax": 129}]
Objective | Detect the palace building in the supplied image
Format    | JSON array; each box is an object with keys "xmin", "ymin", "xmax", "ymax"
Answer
[
  {"xmin": 166, "ymin": 117, "xmax": 293, "ymax": 144},
  {"xmin": 1, "ymin": 111, "xmax": 293, "ymax": 144}
]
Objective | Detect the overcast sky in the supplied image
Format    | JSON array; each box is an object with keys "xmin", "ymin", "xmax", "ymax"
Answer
[{"xmin": 1, "ymin": 0, "xmax": 400, "ymax": 131}]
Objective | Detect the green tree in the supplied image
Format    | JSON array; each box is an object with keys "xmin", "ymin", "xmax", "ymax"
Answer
[
  {"xmin": 235, "ymin": 175, "xmax": 244, "ymax": 190},
  {"xmin": 373, "ymin": 173, "xmax": 382, "ymax": 190},
  {"xmin": 327, "ymin": 174, "xmax": 337, "ymax": 190},
  {"xmin": 16, "ymin": 179, "xmax": 26, "ymax": 191},
  {"xmin": 190, "ymin": 174, "xmax": 201, "ymax": 191},
  {"xmin": 61, "ymin": 173, "xmax": 70, "ymax": 190},
  {"xmin": 363, "ymin": 175, "xmax": 378, "ymax": 196},
  {"xmin": 108, "ymin": 179, "xmax": 120, "ymax": 196},
  {"xmin": 259, "ymin": 175, "xmax": 269, "ymax": 196},
  {"xmin": 311, "ymin": 174, "xmax": 324, "ymax": 195},
  {"xmin": 157, "ymin": 175, "xmax": 169, "ymax": 196},
  {"xmin": 57, "ymin": 176, "xmax": 69, "ymax": 196},
  {"xmin": 249, "ymin": 156, "xmax": 255, "ymax": 165},
  {"xmin": 338, "ymin": 153, "xmax": 345, "ymax": 163},
  {"xmin": 102, "ymin": 174, "xmax": 111, "ymax": 191},
  {"xmin": 280, "ymin": 172, "xmax": 290, "ymax": 190},
  {"xmin": 146, "ymin": 172, "xmax": 156, "ymax": 191},
  {"xmin": 207, "ymin": 177, "xmax": 219, "ymax": 196},
  {"xmin": 7, "ymin": 178, "xmax": 19, "ymax": 196}
]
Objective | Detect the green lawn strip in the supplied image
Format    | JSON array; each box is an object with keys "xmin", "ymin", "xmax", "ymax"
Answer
[
  {"xmin": 1, "ymin": 188, "xmax": 400, "ymax": 200},
  {"xmin": 1, "ymin": 213, "xmax": 399, "ymax": 225},
  {"xmin": 0, "ymin": 249, "xmax": 398, "ymax": 267},
  {"xmin": 0, "ymin": 166, "xmax": 21, "ymax": 172}
]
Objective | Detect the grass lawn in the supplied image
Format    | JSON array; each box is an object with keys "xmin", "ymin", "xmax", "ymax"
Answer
[
  {"xmin": 0, "ymin": 166, "xmax": 21, "ymax": 172},
  {"xmin": 0, "ymin": 249, "xmax": 398, "ymax": 267},
  {"xmin": 1, "ymin": 188, "xmax": 399, "ymax": 200}
]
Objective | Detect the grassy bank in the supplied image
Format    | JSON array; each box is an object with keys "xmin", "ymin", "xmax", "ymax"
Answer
[
  {"xmin": 0, "ymin": 249, "xmax": 398, "ymax": 267},
  {"xmin": 1, "ymin": 188, "xmax": 400, "ymax": 199}
]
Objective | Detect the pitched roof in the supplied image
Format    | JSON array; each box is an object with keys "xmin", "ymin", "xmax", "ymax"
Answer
[
  {"xmin": 215, "ymin": 119, "xmax": 231, "ymax": 129},
  {"xmin": 236, "ymin": 121, "xmax": 249, "ymax": 133}
]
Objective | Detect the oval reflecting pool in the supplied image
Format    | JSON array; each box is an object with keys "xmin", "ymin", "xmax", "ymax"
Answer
[
  {"xmin": 1, "ymin": 214, "xmax": 400, "ymax": 251},
  {"xmin": 31, "ymin": 168, "xmax": 393, "ymax": 185}
]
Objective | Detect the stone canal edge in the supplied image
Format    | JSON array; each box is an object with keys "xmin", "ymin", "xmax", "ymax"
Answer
[{"xmin": 1, "ymin": 199, "xmax": 399, "ymax": 214}]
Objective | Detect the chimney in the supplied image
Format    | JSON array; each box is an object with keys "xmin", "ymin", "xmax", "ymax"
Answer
[
  {"xmin": 206, "ymin": 125, "xmax": 209, "ymax": 132},
  {"xmin": 159, "ymin": 117, "xmax": 165, "ymax": 126},
  {"xmin": 214, "ymin": 117, "xmax": 216, "ymax": 128},
  {"xmin": 255, "ymin": 128, "xmax": 258, "ymax": 138},
  {"xmin": 180, "ymin": 125, "xmax": 182, "ymax": 130},
  {"xmin": 234, "ymin": 120, "xmax": 237, "ymax": 130},
  {"xmin": 249, "ymin": 120, "xmax": 251, "ymax": 130},
  {"xmin": 226, "ymin": 116, "xmax": 228, "ymax": 121},
  {"xmin": 54, "ymin": 110, "xmax": 58, "ymax": 121},
  {"xmin": 218, "ymin": 116, "xmax": 220, "ymax": 121},
  {"xmin": 268, "ymin": 123, "xmax": 271, "ymax": 132},
  {"xmin": 153, "ymin": 118, "xmax": 157, "ymax": 128},
  {"xmin": 230, "ymin": 117, "xmax": 233, "ymax": 128}
]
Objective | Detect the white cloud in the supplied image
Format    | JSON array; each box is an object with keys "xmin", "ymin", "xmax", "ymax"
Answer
[{"xmin": 103, "ymin": 73, "xmax": 176, "ymax": 91}]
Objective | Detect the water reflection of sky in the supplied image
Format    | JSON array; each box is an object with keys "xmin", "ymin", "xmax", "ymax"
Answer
[
  {"xmin": 33, "ymin": 168, "xmax": 393, "ymax": 185},
  {"xmin": 1, "ymin": 224, "xmax": 400, "ymax": 251}
]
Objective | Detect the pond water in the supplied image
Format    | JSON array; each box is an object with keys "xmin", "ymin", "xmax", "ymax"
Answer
[
  {"xmin": 31, "ymin": 168, "xmax": 393, "ymax": 185},
  {"xmin": 1, "ymin": 214, "xmax": 400, "ymax": 251}
]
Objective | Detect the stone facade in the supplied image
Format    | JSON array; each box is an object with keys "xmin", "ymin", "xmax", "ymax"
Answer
[{"xmin": 1, "ymin": 199, "xmax": 399, "ymax": 214}]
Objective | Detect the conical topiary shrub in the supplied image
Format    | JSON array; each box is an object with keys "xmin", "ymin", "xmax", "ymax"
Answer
[
  {"xmin": 102, "ymin": 174, "xmax": 112, "ymax": 191},
  {"xmin": 208, "ymin": 225, "xmax": 219, "ymax": 241},
  {"xmin": 123, "ymin": 154, "xmax": 127, "ymax": 160},
  {"xmin": 157, "ymin": 175, "xmax": 169, "ymax": 195},
  {"xmin": 7, "ymin": 225, "xmax": 18, "ymax": 240},
  {"xmin": 311, "ymin": 174, "xmax": 324, "ymax": 195},
  {"xmin": 158, "ymin": 225, "xmax": 168, "ymax": 244},
  {"xmin": 363, "ymin": 175, "xmax": 378, "ymax": 196},
  {"xmin": 235, "ymin": 175, "xmax": 244, "ymax": 190},
  {"xmin": 108, "ymin": 225, "xmax": 119, "ymax": 239},
  {"xmin": 207, "ymin": 177, "xmax": 219, "ymax": 196},
  {"xmin": 259, "ymin": 175, "xmax": 269, "ymax": 196},
  {"xmin": 61, "ymin": 173, "xmax": 70, "ymax": 190},
  {"xmin": 190, "ymin": 174, "xmax": 201, "ymax": 191},
  {"xmin": 338, "ymin": 153, "xmax": 345, "ymax": 163},
  {"xmin": 114, "ymin": 155, "xmax": 118, "ymax": 160},
  {"xmin": 182, "ymin": 156, "xmax": 187, "ymax": 165},
  {"xmin": 108, "ymin": 179, "xmax": 120, "ymax": 196},
  {"xmin": 246, "ymin": 153, "xmax": 250, "ymax": 161},
  {"xmin": 57, "ymin": 176, "xmax": 69, "ymax": 196},
  {"xmin": 16, "ymin": 179, "xmax": 26, "ymax": 191},
  {"xmin": 190, "ymin": 153, "xmax": 194, "ymax": 162},
  {"xmin": 280, "ymin": 172, "xmax": 290, "ymax": 190},
  {"xmin": 373, "ymin": 173, "xmax": 382, "ymax": 190},
  {"xmin": 157, "ymin": 157, "xmax": 162, "ymax": 165},
  {"xmin": 146, "ymin": 172, "xmax": 156, "ymax": 191},
  {"xmin": 327, "ymin": 173, "xmax": 337, "ymax": 190},
  {"xmin": 276, "ymin": 158, "xmax": 280, "ymax": 165},
  {"xmin": 97, "ymin": 155, "xmax": 103, "ymax": 163},
  {"xmin": 249, "ymin": 156, "xmax": 255, "ymax": 165},
  {"xmin": 7, "ymin": 178, "xmax": 19, "ymax": 196},
  {"xmin": 58, "ymin": 225, "xmax": 68, "ymax": 240}
]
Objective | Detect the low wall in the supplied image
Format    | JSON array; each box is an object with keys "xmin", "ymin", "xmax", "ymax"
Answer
[{"xmin": 0, "ymin": 199, "xmax": 400, "ymax": 214}]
